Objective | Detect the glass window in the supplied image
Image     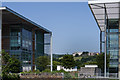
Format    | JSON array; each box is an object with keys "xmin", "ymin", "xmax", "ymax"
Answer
[
  {"xmin": 22, "ymin": 28, "xmax": 32, "ymax": 52},
  {"xmin": 10, "ymin": 28, "xmax": 21, "ymax": 50},
  {"xmin": 107, "ymin": 19, "xmax": 119, "ymax": 69}
]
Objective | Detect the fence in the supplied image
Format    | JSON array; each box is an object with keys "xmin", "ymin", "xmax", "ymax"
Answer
[
  {"xmin": 20, "ymin": 73, "xmax": 63, "ymax": 79},
  {"xmin": 78, "ymin": 73, "xmax": 118, "ymax": 79},
  {"xmin": 20, "ymin": 72, "xmax": 120, "ymax": 79},
  {"xmin": 1, "ymin": 72, "xmax": 120, "ymax": 80}
]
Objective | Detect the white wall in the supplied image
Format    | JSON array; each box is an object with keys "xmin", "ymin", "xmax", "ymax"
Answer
[
  {"xmin": 22, "ymin": 66, "xmax": 32, "ymax": 72},
  {"xmin": 57, "ymin": 65, "xmax": 77, "ymax": 72}
]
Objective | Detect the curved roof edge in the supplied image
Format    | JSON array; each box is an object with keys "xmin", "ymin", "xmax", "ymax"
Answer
[{"xmin": 0, "ymin": 7, "xmax": 52, "ymax": 34}]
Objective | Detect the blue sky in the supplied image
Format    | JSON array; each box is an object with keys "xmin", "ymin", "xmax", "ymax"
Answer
[{"xmin": 3, "ymin": 2, "xmax": 100, "ymax": 54}]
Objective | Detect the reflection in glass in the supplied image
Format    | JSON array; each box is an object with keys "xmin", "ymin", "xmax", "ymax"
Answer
[{"xmin": 107, "ymin": 19, "xmax": 119, "ymax": 73}]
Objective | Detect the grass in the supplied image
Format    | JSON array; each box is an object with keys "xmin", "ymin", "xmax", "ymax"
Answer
[{"xmin": 74, "ymin": 57, "xmax": 82, "ymax": 61}]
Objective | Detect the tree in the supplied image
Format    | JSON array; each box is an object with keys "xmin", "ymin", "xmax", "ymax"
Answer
[
  {"xmin": 81, "ymin": 55, "xmax": 97, "ymax": 63},
  {"xmin": 76, "ymin": 55, "xmax": 97, "ymax": 68},
  {"xmin": 96, "ymin": 53, "xmax": 110, "ymax": 72},
  {"xmin": 75, "ymin": 60, "xmax": 82, "ymax": 69},
  {"xmin": 75, "ymin": 54, "xmax": 79, "ymax": 57},
  {"xmin": 36, "ymin": 56, "xmax": 49, "ymax": 71},
  {"xmin": 53, "ymin": 61, "xmax": 61, "ymax": 70},
  {"xmin": 2, "ymin": 50, "xmax": 21, "ymax": 73},
  {"xmin": 81, "ymin": 51, "xmax": 89, "ymax": 56},
  {"xmin": 81, "ymin": 61, "xmax": 97, "ymax": 67},
  {"xmin": 2, "ymin": 50, "xmax": 10, "ymax": 65},
  {"xmin": 62, "ymin": 54, "xmax": 75, "ymax": 69},
  {"xmin": 8, "ymin": 57, "xmax": 21, "ymax": 73}
]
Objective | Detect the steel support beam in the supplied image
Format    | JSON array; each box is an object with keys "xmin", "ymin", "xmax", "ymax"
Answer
[
  {"xmin": 100, "ymin": 31, "xmax": 102, "ymax": 53},
  {"xmin": 119, "ymin": 2, "xmax": 120, "ymax": 78},
  {"xmin": 50, "ymin": 34, "xmax": 52, "ymax": 72},
  {"xmin": 0, "ymin": 8, "xmax": 2, "ymax": 77},
  {"xmin": 118, "ymin": 18, "xmax": 120, "ymax": 78},
  {"xmin": 104, "ymin": 3, "xmax": 107, "ymax": 78}
]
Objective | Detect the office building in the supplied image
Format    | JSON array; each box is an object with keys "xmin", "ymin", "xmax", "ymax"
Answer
[
  {"xmin": 88, "ymin": 0, "xmax": 120, "ymax": 77},
  {"xmin": 0, "ymin": 7, "xmax": 52, "ymax": 71}
]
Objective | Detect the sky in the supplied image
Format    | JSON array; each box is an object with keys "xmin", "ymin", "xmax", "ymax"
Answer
[
  {"xmin": 2, "ymin": 0, "xmax": 88, "ymax": 2},
  {"xmin": 2, "ymin": 2, "xmax": 100, "ymax": 54}
]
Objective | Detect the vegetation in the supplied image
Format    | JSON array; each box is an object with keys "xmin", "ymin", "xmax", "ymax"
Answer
[
  {"xmin": 2, "ymin": 73, "xmax": 20, "ymax": 80},
  {"xmin": 53, "ymin": 61, "xmax": 61, "ymax": 70},
  {"xmin": 29, "ymin": 53, "xmax": 109, "ymax": 79},
  {"xmin": 1, "ymin": 50, "xmax": 21, "ymax": 79},
  {"xmin": 96, "ymin": 53, "xmax": 110, "ymax": 72},
  {"xmin": 53, "ymin": 54, "xmax": 97, "ymax": 70},
  {"xmin": 53, "ymin": 54, "xmax": 65, "ymax": 59},
  {"xmin": 8, "ymin": 57, "xmax": 21, "ymax": 73},
  {"xmin": 0, "ymin": 50, "xmax": 110, "ymax": 79},
  {"xmin": 75, "ymin": 53, "xmax": 79, "ymax": 57},
  {"xmin": 53, "ymin": 53, "xmax": 110, "ymax": 72},
  {"xmin": 62, "ymin": 54, "xmax": 75, "ymax": 69},
  {"xmin": 81, "ymin": 51, "xmax": 89, "ymax": 56},
  {"xmin": 36, "ymin": 56, "xmax": 50, "ymax": 71},
  {"xmin": 80, "ymin": 55, "xmax": 97, "ymax": 67},
  {"xmin": 42, "ymin": 69, "xmax": 51, "ymax": 72},
  {"xmin": 2, "ymin": 50, "xmax": 21, "ymax": 73},
  {"xmin": 20, "ymin": 70, "xmax": 41, "ymax": 74},
  {"xmin": 74, "ymin": 56, "xmax": 82, "ymax": 61},
  {"xmin": 81, "ymin": 55, "xmax": 97, "ymax": 63}
]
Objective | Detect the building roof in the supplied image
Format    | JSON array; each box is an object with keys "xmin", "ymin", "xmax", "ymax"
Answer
[
  {"xmin": 88, "ymin": 0, "xmax": 120, "ymax": 31},
  {"xmin": 85, "ymin": 65, "xmax": 98, "ymax": 68},
  {"xmin": 1, "ymin": 7, "xmax": 52, "ymax": 33}
]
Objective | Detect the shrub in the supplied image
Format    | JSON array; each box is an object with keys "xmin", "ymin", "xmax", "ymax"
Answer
[
  {"xmin": 42, "ymin": 69, "xmax": 51, "ymax": 73},
  {"xmin": 64, "ymin": 73, "xmax": 72, "ymax": 78},
  {"xmin": 2, "ymin": 73, "xmax": 20, "ymax": 80},
  {"xmin": 35, "ymin": 69, "xmax": 41, "ymax": 74},
  {"xmin": 57, "ymin": 69, "xmax": 67, "ymax": 73}
]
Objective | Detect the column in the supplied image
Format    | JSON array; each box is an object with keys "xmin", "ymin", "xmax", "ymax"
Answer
[
  {"xmin": 100, "ymin": 31, "xmax": 102, "ymax": 53},
  {"xmin": 0, "ymin": 9, "xmax": 2, "ymax": 76},
  {"xmin": 50, "ymin": 33, "xmax": 52, "ymax": 72},
  {"xmin": 104, "ymin": 7, "xmax": 107, "ymax": 77},
  {"xmin": 118, "ymin": 19, "xmax": 120, "ymax": 78},
  {"xmin": 32, "ymin": 29, "xmax": 35, "ymax": 71}
]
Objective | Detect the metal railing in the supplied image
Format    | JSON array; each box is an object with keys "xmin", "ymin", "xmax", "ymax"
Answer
[{"xmin": 78, "ymin": 73, "xmax": 118, "ymax": 79}]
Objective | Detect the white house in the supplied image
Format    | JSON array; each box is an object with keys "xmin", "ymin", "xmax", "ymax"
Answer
[{"xmin": 57, "ymin": 65, "xmax": 77, "ymax": 72}]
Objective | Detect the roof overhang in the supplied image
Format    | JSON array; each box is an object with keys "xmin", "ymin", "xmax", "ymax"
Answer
[
  {"xmin": 0, "ymin": 7, "xmax": 52, "ymax": 34},
  {"xmin": 88, "ymin": 0, "xmax": 120, "ymax": 4},
  {"xmin": 88, "ymin": 0, "xmax": 120, "ymax": 31}
]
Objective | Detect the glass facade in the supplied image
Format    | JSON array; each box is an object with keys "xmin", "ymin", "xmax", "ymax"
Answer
[
  {"xmin": 10, "ymin": 26, "xmax": 33, "ymax": 70},
  {"xmin": 107, "ymin": 19, "xmax": 119, "ymax": 73},
  {"xmin": 1, "ymin": 8, "xmax": 52, "ymax": 72},
  {"xmin": 21, "ymin": 28, "xmax": 32, "ymax": 68},
  {"xmin": 35, "ymin": 31, "xmax": 44, "ymax": 57},
  {"xmin": 9, "ymin": 25, "xmax": 46, "ymax": 71},
  {"xmin": 10, "ymin": 27, "xmax": 21, "ymax": 60}
]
